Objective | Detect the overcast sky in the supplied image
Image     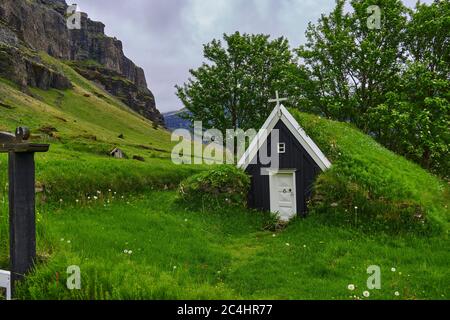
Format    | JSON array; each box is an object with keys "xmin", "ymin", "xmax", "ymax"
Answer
[{"xmin": 75, "ymin": 0, "xmax": 429, "ymax": 113}]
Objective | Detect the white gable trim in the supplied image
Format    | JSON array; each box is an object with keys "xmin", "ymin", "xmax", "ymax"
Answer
[{"xmin": 237, "ymin": 105, "xmax": 332, "ymax": 172}]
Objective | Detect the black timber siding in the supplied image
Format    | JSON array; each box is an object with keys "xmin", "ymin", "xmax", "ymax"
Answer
[{"xmin": 246, "ymin": 120, "xmax": 321, "ymax": 216}]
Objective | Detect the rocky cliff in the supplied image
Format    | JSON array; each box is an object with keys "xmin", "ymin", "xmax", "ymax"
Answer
[
  {"xmin": 0, "ymin": 0, "xmax": 163, "ymax": 124},
  {"xmin": 0, "ymin": 0, "xmax": 70, "ymax": 59},
  {"xmin": 70, "ymin": 13, "xmax": 149, "ymax": 90}
]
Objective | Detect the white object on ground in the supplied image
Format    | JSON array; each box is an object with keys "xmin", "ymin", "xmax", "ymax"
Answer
[{"xmin": 0, "ymin": 270, "xmax": 11, "ymax": 300}]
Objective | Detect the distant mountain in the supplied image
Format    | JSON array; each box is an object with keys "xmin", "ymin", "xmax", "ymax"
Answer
[{"xmin": 163, "ymin": 109, "xmax": 192, "ymax": 131}]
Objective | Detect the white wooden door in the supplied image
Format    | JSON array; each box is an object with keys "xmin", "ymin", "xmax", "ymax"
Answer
[{"xmin": 270, "ymin": 172, "xmax": 297, "ymax": 221}]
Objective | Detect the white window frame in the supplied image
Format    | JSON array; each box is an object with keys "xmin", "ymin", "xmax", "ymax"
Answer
[{"xmin": 277, "ymin": 143, "xmax": 286, "ymax": 154}]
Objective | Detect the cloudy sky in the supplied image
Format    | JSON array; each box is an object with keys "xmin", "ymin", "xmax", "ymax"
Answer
[{"xmin": 75, "ymin": 0, "xmax": 428, "ymax": 113}]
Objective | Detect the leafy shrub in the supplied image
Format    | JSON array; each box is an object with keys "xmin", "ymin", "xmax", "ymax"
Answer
[{"xmin": 178, "ymin": 165, "xmax": 250, "ymax": 208}]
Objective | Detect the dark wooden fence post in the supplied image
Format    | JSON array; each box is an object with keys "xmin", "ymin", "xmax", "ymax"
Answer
[
  {"xmin": 9, "ymin": 152, "xmax": 37, "ymax": 286},
  {"xmin": 1, "ymin": 127, "xmax": 49, "ymax": 297}
]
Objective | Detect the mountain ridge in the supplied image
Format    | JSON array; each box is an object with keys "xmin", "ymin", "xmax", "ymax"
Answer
[{"xmin": 0, "ymin": 0, "xmax": 163, "ymax": 124}]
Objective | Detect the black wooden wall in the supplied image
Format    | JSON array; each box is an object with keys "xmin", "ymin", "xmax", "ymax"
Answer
[{"xmin": 246, "ymin": 120, "xmax": 321, "ymax": 216}]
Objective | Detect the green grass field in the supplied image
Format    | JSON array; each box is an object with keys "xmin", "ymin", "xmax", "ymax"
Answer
[
  {"xmin": 0, "ymin": 54, "xmax": 448, "ymax": 300},
  {"xmin": 7, "ymin": 192, "xmax": 449, "ymax": 300}
]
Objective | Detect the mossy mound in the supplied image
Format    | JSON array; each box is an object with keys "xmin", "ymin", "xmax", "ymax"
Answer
[
  {"xmin": 291, "ymin": 110, "xmax": 449, "ymax": 235},
  {"xmin": 178, "ymin": 165, "xmax": 250, "ymax": 209}
]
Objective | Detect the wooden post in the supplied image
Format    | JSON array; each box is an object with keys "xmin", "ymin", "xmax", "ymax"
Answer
[
  {"xmin": 0, "ymin": 127, "xmax": 49, "ymax": 297},
  {"xmin": 8, "ymin": 152, "xmax": 37, "ymax": 286}
]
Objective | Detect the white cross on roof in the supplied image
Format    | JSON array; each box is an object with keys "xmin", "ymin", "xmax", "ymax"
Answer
[{"xmin": 269, "ymin": 90, "xmax": 288, "ymax": 107}]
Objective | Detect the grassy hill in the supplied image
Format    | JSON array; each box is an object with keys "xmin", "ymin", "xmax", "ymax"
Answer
[
  {"xmin": 0, "ymin": 56, "xmax": 448, "ymax": 299},
  {"xmin": 0, "ymin": 53, "xmax": 204, "ymax": 271},
  {"xmin": 0, "ymin": 53, "xmax": 204, "ymax": 201},
  {"xmin": 290, "ymin": 110, "xmax": 449, "ymax": 234}
]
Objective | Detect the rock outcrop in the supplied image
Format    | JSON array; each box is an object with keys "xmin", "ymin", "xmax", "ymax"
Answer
[
  {"xmin": 0, "ymin": 0, "xmax": 163, "ymax": 124},
  {"xmin": 72, "ymin": 64, "xmax": 163, "ymax": 124},
  {"xmin": 0, "ymin": 44, "xmax": 72, "ymax": 91},
  {"xmin": 0, "ymin": 0, "xmax": 71, "ymax": 59},
  {"xmin": 70, "ymin": 13, "xmax": 149, "ymax": 90}
]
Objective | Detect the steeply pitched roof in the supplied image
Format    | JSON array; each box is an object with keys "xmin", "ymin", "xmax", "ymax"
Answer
[{"xmin": 237, "ymin": 105, "xmax": 332, "ymax": 171}]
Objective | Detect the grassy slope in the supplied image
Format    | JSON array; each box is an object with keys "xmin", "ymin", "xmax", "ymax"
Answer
[
  {"xmin": 0, "ymin": 55, "xmax": 204, "ymax": 268},
  {"xmin": 0, "ymin": 54, "xmax": 205, "ymax": 200},
  {"xmin": 290, "ymin": 110, "xmax": 449, "ymax": 233}
]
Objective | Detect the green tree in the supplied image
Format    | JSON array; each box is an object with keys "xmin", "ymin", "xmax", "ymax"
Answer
[
  {"xmin": 176, "ymin": 32, "xmax": 297, "ymax": 133},
  {"xmin": 369, "ymin": 63, "xmax": 449, "ymax": 174},
  {"xmin": 370, "ymin": 0, "xmax": 450, "ymax": 175},
  {"xmin": 295, "ymin": 0, "xmax": 449, "ymax": 176},
  {"xmin": 296, "ymin": 0, "xmax": 408, "ymax": 129},
  {"xmin": 406, "ymin": 0, "xmax": 450, "ymax": 77}
]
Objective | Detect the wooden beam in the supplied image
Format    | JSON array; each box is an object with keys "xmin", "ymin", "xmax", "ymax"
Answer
[{"xmin": 8, "ymin": 152, "xmax": 37, "ymax": 292}]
